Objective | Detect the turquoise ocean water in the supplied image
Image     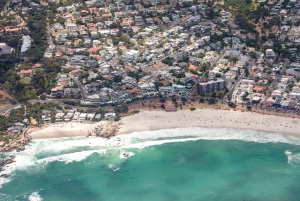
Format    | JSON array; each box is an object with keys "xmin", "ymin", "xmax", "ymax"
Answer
[{"xmin": 1, "ymin": 127, "xmax": 300, "ymax": 201}]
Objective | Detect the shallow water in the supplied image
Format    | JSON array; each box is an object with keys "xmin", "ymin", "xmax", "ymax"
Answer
[{"xmin": 1, "ymin": 127, "xmax": 300, "ymax": 201}]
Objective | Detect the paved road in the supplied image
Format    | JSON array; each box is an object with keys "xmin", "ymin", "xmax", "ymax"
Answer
[
  {"xmin": 259, "ymin": 60, "xmax": 289, "ymax": 105},
  {"xmin": 224, "ymin": 58, "xmax": 256, "ymax": 101},
  {"xmin": 76, "ymin": 78, "xmax": 87, "ymax": 100},
  {"xmin": 0, "ymin": 103, "xmax": 21, "ymax": 114}
]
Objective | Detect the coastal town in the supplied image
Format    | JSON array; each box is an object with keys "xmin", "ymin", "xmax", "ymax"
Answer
[{"xmin": 1, "ymin": 0, "xmax": 300, "ymax": 156}]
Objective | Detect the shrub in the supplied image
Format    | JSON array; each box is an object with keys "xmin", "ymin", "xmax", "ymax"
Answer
[
  {"xmin": 9, "ymin": 99, "xmax": 17, "ymax": 105},
  {"xmin": 208, "ymin": 98, "xmax": 216, "ymax": 104},
  {"xmin": 190, "ymin": 107, "xmax": 196, "ymax": 111}
]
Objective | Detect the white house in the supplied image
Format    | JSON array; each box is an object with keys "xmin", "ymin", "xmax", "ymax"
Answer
[
  {"xmin": 66, "ymin": 23, "xmax": 77, "ymax": 32},
  {"xmin": 159, "ymin": 86, "xmax": 172, "ymax": 97},
  {"xmin": 73, "ymin": 112, "xmax": 80, "ymax": 120},
  {"xmin": 55, "ymin": 112, "xmax": 64, "ymax": 120},
  {"xmin": 21, "ymin": 35, "xmax": 31, "ymax": 55},
  {"xmin": 172, "ymin": 84, "xmax": 186, "ymax": 96},
  {"xmin": 64, "ymin": 112, "xmax": 74, "ymax": 121},
  {"xmin": 0, "ymin": 43, "xmax": 14, "ymax": 54},
  {"xmin": 104, "ymin": 113, "xmax": 116, "ymax": 120},
  {"xmin": 86, "ymin": 94, "xmax": 100, "ymax": 105},
  {"xmin": 265, "ymin": 49, "xmax": 275, "ymax": 57},
  {"xmin": 79, "ymin": 113, "xmax": 87, "ymax": 120},
  {"xmin": 99, "ymin": 29, "xmax": 110, "ymax": 37},
  {"xmin": 123, "ymin": 50, "xmax": 140, "ymax": 61},
  {"xmin": 138, "ymin": 82, "xmax": 156, "ymax": 92}
]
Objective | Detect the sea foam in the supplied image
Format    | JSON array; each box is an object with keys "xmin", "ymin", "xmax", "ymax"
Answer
[
  {"xmin": 28, "ymin": 191, "xmax": 43, "ymax": 201},
  {"xmin": 36, "ymin": 149, "xmax": 107, "ymax": 164},
  {"xmin": 285, "ymin": 150, "xmax": 300, "ymax": 164},
  {"xmin": 1, "ymin": 127, "xmax": 300, "ymax": 188}
]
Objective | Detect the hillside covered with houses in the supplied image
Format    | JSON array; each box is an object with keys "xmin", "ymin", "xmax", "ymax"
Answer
[{"xmin": 1, "ymin": 0, "xmax": 300, "ymax": 135}]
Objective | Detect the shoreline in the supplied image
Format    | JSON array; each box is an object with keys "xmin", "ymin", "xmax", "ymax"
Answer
[
  {"xmin": 27, "ymin": 121, "xmax": 106, "ymax": 139},
  {"xmin": 2, "ymin": 107, "xmax": 300, "ymax": 177},
  {"xmin": 28, "ymin": 108, "xmax": 300, "ymax": 139},
  {"xmin": 118, "ymin": 109, "xmax": 300, "ymax": 138}
]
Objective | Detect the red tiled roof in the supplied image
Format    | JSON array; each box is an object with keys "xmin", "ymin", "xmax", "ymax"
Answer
[
  {"xmin": 190, "ymin": 75, "xmax": 197, "ymax": 80},
  {"xmin": 282, "ymin": 75, "xmax": 293, "ymax": 79},
  {"xmin": 127, "ymin": 88, "xmax": 140, "ymax": 93},
  {"xmin": 153, "ymin": 17, "xmax": 160, "ymax": 22},
  {"xmin": 60, "ymin": 82, "xmax": 68, "ymax": 86},
  {"xmin": 71, "ymin": 69, "xmax": 80, "ymax": 73},
  {"xmin": 33, "ymin": 63, "xmax": 41, "ymax": 67},
  {"xmin": 189, "ymin": 64, "xmax": 197, "ymax": 71},
  {"xmin": 88, "ymin": 47, "xmax": 100, "ymax": 52},
  {"xmin": 253, "ymin": 85, "xmax": 266, "ymax": 92},
  {"xmin": 265, "ymin": 17, "xmax": 273, "ymax": 21},
  {"xmin": 20, "ymin": 69, "xmax": 32, "ymax": 74},
  {"xmin": 149, "ymin": 62, "xmax": 166, "ymax": 71},
  {"xmin": 103, "ymin": 14, "xmax": 111, "ymax": 17}
]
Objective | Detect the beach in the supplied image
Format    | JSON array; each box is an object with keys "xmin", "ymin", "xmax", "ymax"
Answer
[
  {"xmin": 28, "ymin": 108, "xmax": 300, "ymax": 139},
  {"xmin": 118, "ymin": 109, "xmax": 300, "ymax": 137},
  {"xmin": 28, "ymin": 122, "xmax": 104, "ymax": 139}
]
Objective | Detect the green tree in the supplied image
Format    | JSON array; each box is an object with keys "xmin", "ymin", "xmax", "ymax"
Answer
[
  {"xmin": 208, "ymin": 98, "xmax": 216, "ymax": 104},
  {"xmin": 31, "ymin": 71, "xmax": 46, "ymax": 95}
]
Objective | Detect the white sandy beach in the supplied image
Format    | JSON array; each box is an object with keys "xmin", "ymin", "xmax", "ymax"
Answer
[
  {"xmin": 29, "ymin": 108, "xmax": 300, "ymax": 139},
  {"xmin": 28, "ymin": 122, "xmax": 105, "ymax": 139},
  {"xmin": 118, "ymin": 109, "xmax": 300, "ymax": 137}
]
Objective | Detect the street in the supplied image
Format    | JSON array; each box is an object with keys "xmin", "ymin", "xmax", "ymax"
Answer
[
  {"xmin": 259, "ymin": 60, "xmax": 289, "ymax": 106},
  {"xmin": 186, "ymin": 48, "xmax": 227, "ymax": 98},
  {"xmin": 76, "ymin": 78, "xmax": 87, "ymax": 100},
  {"xmin": 0, "ymin": 104, "xmax": 21, "ymax": 114}
]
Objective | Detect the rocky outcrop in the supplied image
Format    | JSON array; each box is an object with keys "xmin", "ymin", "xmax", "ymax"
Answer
[
  {"xmin": 0, "ymin": 128, "xmax": 32, "ymax": 174},
  {"xmin": 0, "ymin": 136, "xmax": 31, "ymax": 153},
  {"xmin": 0, "ymin": 159, "xmax": 14, "ymax": 172},
  {"xmin": 87, "ymin": 122, "xmax": 121, "ymax": 139}
]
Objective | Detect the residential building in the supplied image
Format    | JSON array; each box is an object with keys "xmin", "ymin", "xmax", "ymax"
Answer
[
  {"xmin": 290, "ymin": 62, "xmax": 300, "ymax": 71},
  {"xmin": 51, "ymin": 86, "xmax": 64, "ymax": 97},
  {"xmin": 0, "ymin": 43, "xmax": 14, "ymax": 54},
  {"xmin": 20, "ymin": 69, "xmax": 33, "ymax": 77},
  {"xmin": 85, "ymin": 94, "xmax": 100, "ymax": 105},
  {"xmin": 55, "ymin": 112, "xmax": 65, "ymax": 120},
  {"xmin": 172, "ymin": 84, "xmax": 186, "ymax": 96},
  {"xmin": 104, "ymin": 113, "xmax": 116, "ymax": 120},
  {"xmin": 73, "ymin": 112, "xmax": 80, "ymax": 120},
  {"xmin": 79, "ymin": 113, "xmax": 87, "ymax": 120},
  {"xmin": 66, "ymin": 23, "xmax": 77, "ymax": 32},
  {"xmin": 198, "ymin": 78, "xmax": 225, "ymax": 94},
  {"xmin": 265, "ymin": 49, "xmax": 275, "ymax": 57},
  {"xmin": 159, "ymin": 86, "xmax": 172, "ymax": 97},
  {"xmin": 21, "ymin": 35, "xmax": 31, "ymax": 56}
]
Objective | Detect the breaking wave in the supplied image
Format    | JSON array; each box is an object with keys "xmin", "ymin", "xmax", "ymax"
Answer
[
  {"xmin": 1, "ymin": 127, "xmax": 300, "ymax": 188},
  {"xmin": 28, "ymin": 191, "xmax": 43, "ymax": 201},
  {"xmin": 285, "ymin": 150, "xmax": 300, "ymax": 164}
]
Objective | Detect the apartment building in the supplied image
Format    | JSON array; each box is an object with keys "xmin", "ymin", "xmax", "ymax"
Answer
[{"xmin": 198, "ymin": 78, "xmax": 225, "ymax": 95}]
